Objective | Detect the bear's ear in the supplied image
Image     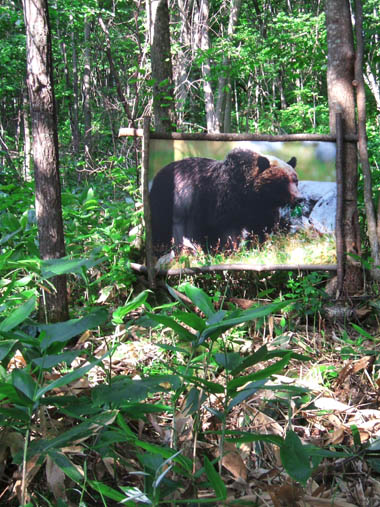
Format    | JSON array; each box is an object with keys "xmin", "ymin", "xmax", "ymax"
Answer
[
  {"xmin": 257, "ymin": 156, "xmax": 270, "ymax": 173},
  {"xmin": 287, "ymin": 157, "xmax": 297, "ymax": 168}
]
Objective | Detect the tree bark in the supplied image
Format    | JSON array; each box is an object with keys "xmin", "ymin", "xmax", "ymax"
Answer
[
  {"xmin": 148, "ymin": 0, "xmax": 176, "ymax": 132},
  {"xmin": 326, "ymin": 0, "xmax": 362, "ymax": 295},
  {"xmin": 83, "ymin": 17, "xmax": 92, "ymax": 169},
  {"xmin": 70, "ymin": 14, "xmax": 80, "ymax": 155},
  {"xmin": 215, "ymin": 0, "xmax": 242, "ymax": 132},
  {"xmin": 22, "ymin": 0, "xmax": 69, "ymax": 322},
  {"xmin": 195, "ymin": 0, "xmax": 217, "ymax": 132},
  {"xmin": 364, "ymin": 63, "xmax": 380, "ymax": 115},
  {"xmin": 354, "ymin": 0, "xmax": 380, "ymax": 276},
  {"xmin": 173, "ymin": 0, "xmax": 193, "ymax": 126},
  {"xmin": 22, "ymin": 88, "xmax": 32, "ymax": 181}
]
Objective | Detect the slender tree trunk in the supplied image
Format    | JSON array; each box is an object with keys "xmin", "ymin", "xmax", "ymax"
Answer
[
  {"xmin": 98, "ymin": 15, "xmax": 133, "ymax": 122},
  {"xmin": 22, "ymin": 88, "xmax": 32, "ymax": 181},
  {"xmin": 173, "ymin": 0, "xmax": 193, "ymax": 125},
  {"xmin": 148, "ymin": 0, "xmax": 176, "ymax": 132},
  {"xmin": 195, "ymin": 0, "xmax": 217, "ymax": 132},
  {"xmin": 215, "ymin": 0, "xmax": 241, "ymax": 132},
  {"xmin": 59, "ymin": 29, "xmax": 79, "ymax": 155},
  {"xmin": 22, "ymin": 0, "xmax": 69, "ymax": 322},
  {"xmin": 326, "ymin": 0, "xmax": 362, "ymax": 295},
  {"xmin": 83, "ymin": 17, "xmax": 92, "ymax": 170},
  {"xmin": 0, "ymin": 133, "xmax": 19, "ymax": 179},
  {"xmin": 364, "ymin": 64, "xmax": 380, "ymax": 114},
  {"xmin": 354, "ymin": 0, "xmax": 380, "ymax": 276},
  {"xmin": 70, "ymin": 15, "xmax": 80, "ymax": 154}
]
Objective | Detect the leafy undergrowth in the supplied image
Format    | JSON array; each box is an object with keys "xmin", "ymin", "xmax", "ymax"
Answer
[{"xmin": 2, "ymin": 279, "xmax": 380, "ymax": 506}]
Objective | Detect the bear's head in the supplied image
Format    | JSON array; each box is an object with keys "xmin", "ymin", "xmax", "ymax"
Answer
[
  {"xmin": 224, "ymin": 148, "xmax": 271, "ymax": 187},
  {"xmin": 224, "ymin": 147, "xmax": 300, "ymax": 207},
  {"xmin": 253, "ymin": 153, "xmax": 301, "ymax": 207}
]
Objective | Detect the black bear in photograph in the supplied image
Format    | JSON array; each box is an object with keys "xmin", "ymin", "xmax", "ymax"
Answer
[{"xmin": 149, "ymin": 147, "xmax": 300, "ymax": 254}]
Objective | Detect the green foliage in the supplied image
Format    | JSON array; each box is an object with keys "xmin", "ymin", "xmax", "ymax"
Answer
[
  {"xmin": 1, "ymin": 0, "xmax": 380, "ymax": 501},
  {"xmin": 285, "ymin": 271, "xmax": 329, "ymax": 317}
]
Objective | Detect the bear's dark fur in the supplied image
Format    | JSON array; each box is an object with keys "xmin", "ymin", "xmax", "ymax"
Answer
[{"xmin": 149, "ymin": 147, "xmax": 300, "ymax": 254}]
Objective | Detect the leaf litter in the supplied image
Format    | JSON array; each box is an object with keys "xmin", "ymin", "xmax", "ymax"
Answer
[{"xmin": 2, "ymin": 302, "xmax": 380, "ymax": 505}]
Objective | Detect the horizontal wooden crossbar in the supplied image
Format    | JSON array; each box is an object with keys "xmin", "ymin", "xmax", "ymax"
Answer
[
  {"xmin": 130, "ymin": 262, "xmax": 337, "ymax": 276},
  {"xmin": 118, "ymin": 128, "xmax": 358, "ymax": 142}
]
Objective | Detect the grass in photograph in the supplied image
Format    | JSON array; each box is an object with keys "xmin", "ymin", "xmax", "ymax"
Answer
[{"xmin": 166, "ymin": 229, "xmax": 337, "ymax": 269}]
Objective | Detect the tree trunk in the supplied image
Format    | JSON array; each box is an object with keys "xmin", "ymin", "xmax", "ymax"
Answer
[
  {"xmin": 148, "ymin": 0, "xmax": 176, "ymax": 132},
  {"xmin": 22, "ymin": 88, "xmax": 32, "ymax": 181},
  {"xmin": 70, "ymin": 15, "xmax": 80, "ymax": 155},
  {"xmin": 195, "ymin": 0, "xmax": 217, "ymax": 132},
  {"xmin": 83, "ymin": 17, "xmax": 92, "ymax": 170},
  {"xmin": 364, "ymin": 64, "xmax": 380, "ymax": 114},
  {"xmin": 354, "ymin": 0, "xmax": 380, "ymax": 276},
  {"xmin": 173, "ymin": 0, "xmax": 193, "ymax": 126},
  {"xmin": 22, "ymin": 0, "xmax": 69, "ymax": 322},
  {"xmin": 98, "ymin": 15, "xmax": 133, "ymax": 122},
  {"xmin": 215, "ymin": 0, "xmax": 241, "ymax": 132},
  {"xmin": 326, "ymin": 0, "xmax": 362, "ymax": 295}
]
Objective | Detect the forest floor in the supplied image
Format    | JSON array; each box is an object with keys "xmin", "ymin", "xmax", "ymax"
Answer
[
  {"xmin": 4, "ymin": 280, "xmax": 380, "ymax": 506},
  {"xmin": 111, "ymin": 307, "xmax": 380, "ymax": 506}
]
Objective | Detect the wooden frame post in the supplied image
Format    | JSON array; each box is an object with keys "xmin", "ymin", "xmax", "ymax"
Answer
[
  {"xmin": 142, "ymin": 117, "xmax": 156, "ymax": 288},
  {"xmin": 335, "ymin": 112, "xmax": 344, "ymax": 296}
]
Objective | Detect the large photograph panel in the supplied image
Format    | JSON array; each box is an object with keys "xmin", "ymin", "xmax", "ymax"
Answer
[{"xmin": 149, "ymin": 140, "xmax": 336, "ymax": 267}]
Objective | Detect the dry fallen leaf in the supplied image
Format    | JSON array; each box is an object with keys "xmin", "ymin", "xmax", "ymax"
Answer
[
  {"xmin": 314, "ymin": 398, "xmax": 354, "ymax": 413},
  {"xmin": 325, "ymin": 426, "xmax": 345, "ymax": 445},
  {"xmin": 270, "ymin": 482, "xmax": 303, "ymax": 506},
  {"xmin": 219, "ymin": 441, "xmax": 247, "ymax": 482},
  {"xmin": 13, "ymin": 454, "xmax": 42, "ymax": 505},
  {"xmin": 46, "ymin": 455, "xmax": 68, "ymax": 503}
]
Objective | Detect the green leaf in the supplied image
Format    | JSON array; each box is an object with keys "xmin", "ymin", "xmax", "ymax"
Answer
[
  {"xmin": 184, "ymin": 387, "xmax": 207, "ymax": 415},
  {"xmin": 172, "ymin": 311, "xmax": 206, "ymax": 332},
  {"xmin": 32, "ymin": 350, "xmax": 84, "ymax": 369},
  {"xmin": 88, "ymin": 480, "xmax": 126, "ymax": 502},
  {"xmin": 41, "ymin": 256, "xmax": 105, "ymax": 278},
  {"xmin": 134, "ymin": 440, "xmax": 192, "ymax": 472},
  {"xmin": 92, "ymin": 375, "xmax": 181, "ymax": 405},
  {"xmin": 157, "ymin": 343, "xmax": 189, "ymax": 355},
  {"xmin": 203, "ymin": 456, "xmax": 227, "ymax": 500},
  {"xmin": 147, "ymin": 313, "xmax": 195, "ymax": 342},
  {"xmin": 39, "ymin": 308, "xmax": 108, "ymax": 351},
  {"xmin": 181, "ymin": 284, "xmax": 215, "ymax": 318},
  {"xmin": 12, "ymin": 368, "xmax": 38, "ymax": 401},
  {"xmin": 225, "ymin": 432, "xmax": 284, "ymax": 447},
  {"xmin": 118, "ymin": 486, "xmax": 152, "ymax": 505},
  {"xmin": 0, "ymin": 296, "xmax": 36, "ymax": 333},
  {"xmin": 47, "ymin": 449, "xmax": 84, "ymax": 484},
  {"xmin": 231, "ymin": 345, "xmax": 269, "ymax": 376},
  {"xmin": 227, "ymin": 354, "xmax": 292, "ymax": 392},
  {"xmin": 228, "ymin": 379, "xmax": 268, "ymax": 409},
  {"xmin": 0, "ymin": 383, "xmax": 25, "ymax": 403},
  {"xmin": 351, "ymin": 323, "xmax": 375, "ymax": 341},
  {"xmin": 26, "ymin": 411, "xmax": 118, "ymax": 459},
  {"xmin": 35, "ymin": 353, "xmax": 109, "ymax": 400},
  {"xmin": 199, "ymin": 301, "xmax": 288, "ymax": 343},
  {"xmin": 214, "ymin": 352, "xmax": 241, "ymax": 371},
  {"xmin": 0, "ymin": 406, "xmax": 30, "ymax": 423},
  {"xmin": 181, "ymin": 374, "xmax": 225, "ymax": 394},
  {"xmin": 280, "ymin": 430, "xmax": 312, "ymax": 485},
  {"xmin": 0, "ymin": 340, "xmax": 18, "ymax": 361},
  {"xmin": 112, "ymin": 290, "xmax": 150, "ymax": 324}
]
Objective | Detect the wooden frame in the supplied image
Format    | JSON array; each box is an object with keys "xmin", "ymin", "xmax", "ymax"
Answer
[{"xmin": 119, "ymin": 118, "xmax": 355, "ymax": 288}]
